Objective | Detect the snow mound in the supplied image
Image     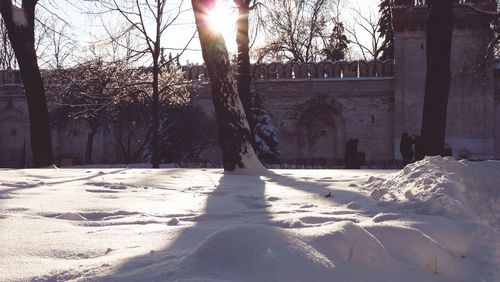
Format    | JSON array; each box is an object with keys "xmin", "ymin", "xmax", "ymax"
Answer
[
  {"xmin": 176, "ymin": 224, "xmax": 335, "ymax": 281},
  {"xmin": 364, "ymin": 224, "xmax": 464, "ymax": 279},
  {"xmin": 366, "ymin": 156, "xmax": 500, "ymax": 229},
  {"xmin": 306, "ymin": 222, "xmax": 392, "ymax": 268}
]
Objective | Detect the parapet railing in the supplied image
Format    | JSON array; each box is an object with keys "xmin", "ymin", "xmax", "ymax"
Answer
[
  {"xmin": 0, "ymin": 70, "xmax": 23, "ymax": 85},
  {"xmin": 395, "ymin": 0, "xmax": 491, "ymax": 8},
  {"xmin": 182, "ymin": 60, "xmax": 394, "ymax": 81},
  {"xmin": 0, "ymin": 60, "xmax": 394, "ymax": 85}
]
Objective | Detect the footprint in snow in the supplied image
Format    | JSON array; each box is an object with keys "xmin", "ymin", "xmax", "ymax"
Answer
[
  {"xmin": 45, "ymin": 210, "xmax": 140, "ymax": 222},
  {"xmin": 85, "ymin": 182, "xmax": 128, "ymax": 190},
  {"xmin": 1, "ymin": 181, "xmax": 44, "ymax": 188},
  {"xmin": 85, "ymin": 189, "xmax": 121, "ymax": 194},
  {"xmin": 54, "ymin": 212, "xmax": 88, "ymax": 221},
  {"xmin": 267, "ymin": 196, "xmax": 281, "ymax": 202},
  {"xmin": 167, "ymin": 218, "xmax": 180, "ymax": 226},
  {"xmin": 202, "ymin": 191, "xmax": 229, "ymax": 196}
]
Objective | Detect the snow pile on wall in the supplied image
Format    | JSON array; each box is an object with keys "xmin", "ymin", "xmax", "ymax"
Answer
[{"xmin": 366, "ymin": 156, "xmax": 500, "ymax": 229}]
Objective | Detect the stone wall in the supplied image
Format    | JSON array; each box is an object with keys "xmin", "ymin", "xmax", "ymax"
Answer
[
  {"xmin": 1, "ymin": 0, "xmax": 499, "ymax": 166},
  {"xmin": 191, "ymin": 62, "xmax": 395, "ymax": 163},
  {"xmin": 0, "ymin": 57, "xmax": 497, "ymax": 167},
  {"xmin": 193, "ymin": 85, "xmax": 394, "ymax": 163},
  {"xmin": 0, "ymin": 78, "xmax": 30, "ymax": 166},
  {"xmin": 0, "ymin": 75, "xmax": 117, "ymax": 166},
  {"xmin": 393, "ymin": 0, "xmax": 497, "ymax": 159}
]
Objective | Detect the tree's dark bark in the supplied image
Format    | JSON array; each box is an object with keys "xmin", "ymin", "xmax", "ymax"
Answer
[
  {"xmin": 151, "ymin": 61, "xmax": 160, "ymax": 168},
  {"xmin": 418, "ymin": 0, "xmax": 453, "ymax": 160},
  {"xmin": 0, "ymin": 1, "xmax": 54, "ymax": 167},
  {"xmin": 149, "ymin": 2, "xmax": 163, "ymax": 169},
  {"xmin": 85, "ymin": 122, "xmax": 98, "ymax": 165},
  {"xmin": 192, "ymin": 0, "xmax": 263, "ymax": 172},
  {"xmin": 235, "ymin": 0, "xmax": 253, "ymax": 135}
]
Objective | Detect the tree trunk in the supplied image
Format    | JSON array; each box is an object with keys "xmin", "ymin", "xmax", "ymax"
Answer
[
  {"xmin": 85, "ymin": 123, "xmax": 98, "ymax": 165},
  {"xmin": 0, "ymin": 2, "xmax": 54, "ymax": 167},
  {"xmin": 418, "ymin": 0, "xmax": 453, "ymax": 160},
  {"xmin": 192, "ymin": 0, "xmax": 265, "ymax": 173},
  {"xmin": 151, "ymin": 62, "xmax": 160, "ymax": 168},
  {"xmin": 150, "ymin": 2, "xmax": 162, "ymax": 169},
  {"xmin": 235, "ymin": 1, "xmax": 253, "ymax": 135}
]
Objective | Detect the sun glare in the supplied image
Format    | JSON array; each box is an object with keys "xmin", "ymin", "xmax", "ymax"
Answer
[{"xmin": 206, "ymin": 1, "xmax": 238, "ymax": 41}]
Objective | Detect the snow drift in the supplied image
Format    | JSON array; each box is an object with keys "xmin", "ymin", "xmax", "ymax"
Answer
[
  {"xmin": 366, "ymin": 156, "xmax": 500, "ymax": 229},
  {"xmin": 172, "ymin": 224, "xmax": 335, "ymax": 282},
  {"xmin": 1, "ymin": 159, "xmax": 499, "ymax": 281}
]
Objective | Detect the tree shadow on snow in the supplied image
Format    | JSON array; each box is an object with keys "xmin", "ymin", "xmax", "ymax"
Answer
[
  {"xmin": 105, "ymin": 173, "xmax": 270, "ymax": 280},
  {"xmin": 0, "ymin": 169, "xmax": 128, "ymax": 200},
  {"xmin": 266, "ymin": 170, "xmax": 382, "ymax": 214},
  {"xmin": 101, "ymin": 169, "xmax": 409, "ymax": 281}
]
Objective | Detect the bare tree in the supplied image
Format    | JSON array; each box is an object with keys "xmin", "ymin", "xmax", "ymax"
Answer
[
  {"xmin": 111, "ymin": 63, "xmax": 192, "ymax": 164},
  {"xmin": 45, "ymin": 59, "xmax": 126, "ymax": 164},
  {"xmin": 192, "ymin": 0, "xmax": 266, "ymax": 173},
  {"xmin": 157, "ymin": 105, "xmax": 217, "ymax": 164},
  {"xmin": 37, "ymin": 19, "xmax": 76, "ymax": 68},
  {"xmin": 256, "ymin": 0, "xmax": 344, "ymax": 62},
  {"xmin": 1, "ymin": 5, "xmax": 76, "ymax": 69},
  {"xmin": 112, "ymin": 97, "xmax": 152, "ymax": 163},
  {"xmin": 0, "ymin": 18, "xmax": 17, "ymax": 69},
  {"xmin": 345, "ymin": 6, "xmax": 384, "ymax": 60},
  {"xmin": 0, "ymin": 0, "xmax": 54, "ymax": 167},
  {"xmin": 46, "ymin": 53, "xmax": 192, "ymax": 165},
  {"xmin": 93, "ymin": 0, "xmax": 195, "ymax": 168}
]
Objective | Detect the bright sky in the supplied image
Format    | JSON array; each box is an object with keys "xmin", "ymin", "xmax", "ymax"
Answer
[{"xmin": 41, "ymin": 0, "xmax": 378, "ymax": 66}]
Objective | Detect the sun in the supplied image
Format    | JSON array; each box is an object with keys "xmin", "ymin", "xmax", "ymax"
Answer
[{"xmin": 206, "ymin": 1, "xmax": 238, "ymax": 41}]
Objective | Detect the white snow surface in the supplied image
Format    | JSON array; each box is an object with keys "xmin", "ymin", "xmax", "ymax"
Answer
[
  {"xmin": 0, "ymin": 157, "xmax": 499, "ymax": 281},
  {"xmin": 366, "ymin": 156, "xmax": 500, "ymax": 230}
]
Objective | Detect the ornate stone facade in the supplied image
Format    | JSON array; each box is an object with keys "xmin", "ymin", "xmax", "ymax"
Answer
[{"xmin": 192, "ymin": 70, "xmax": 395, "ymax": 163}]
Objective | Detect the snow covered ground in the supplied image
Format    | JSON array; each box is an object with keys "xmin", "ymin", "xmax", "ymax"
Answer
[{"xmin": 0, "ymin": 157, "xmax": 499, "ymax": 281}]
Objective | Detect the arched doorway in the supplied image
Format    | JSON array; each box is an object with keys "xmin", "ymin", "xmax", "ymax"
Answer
[{"xmin": 296, "ymin": 105, "xmax": 345, "ymax": 160}]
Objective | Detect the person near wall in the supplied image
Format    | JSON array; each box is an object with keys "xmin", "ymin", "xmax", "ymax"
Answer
[{"xmin": 400, "ymin": 132, "xmax": 414, "ymax": 166}]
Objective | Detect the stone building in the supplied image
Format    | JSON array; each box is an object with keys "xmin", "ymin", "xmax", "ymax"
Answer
[
  {"xmin": 191, "ymin": 61, "xmax": 395, "ymax": 164},
  {"xmin": 195, "ymin": 0, "xmax": 500, "ymax": 164},
  {"xmin": 393, "ymin": 0, "xmax": 498, "ymax": 160},
  {"xmin": 1, "ymin": 0, "xmax": 499, "ymax": 167}
]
